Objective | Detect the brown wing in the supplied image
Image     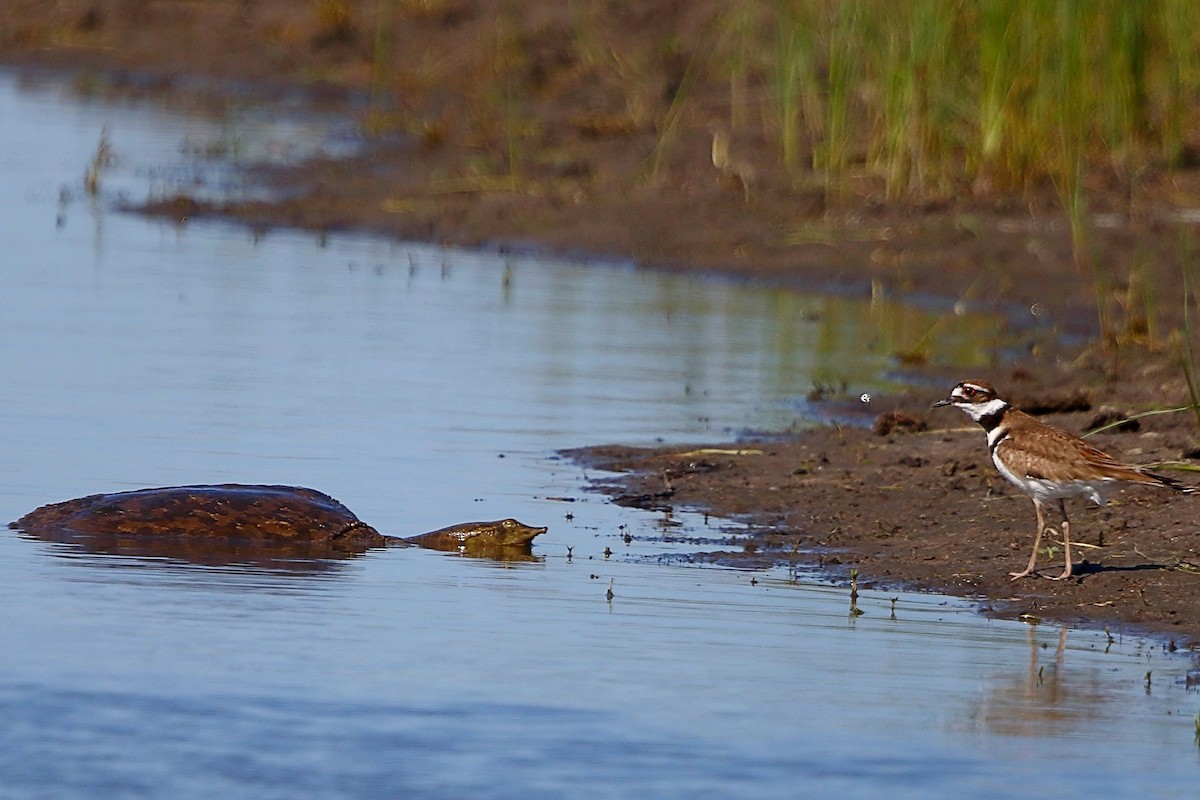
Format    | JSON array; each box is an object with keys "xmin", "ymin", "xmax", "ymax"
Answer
[{"xmin": 1004, "ymin": 411, "xmax": 1168, "ymax": 486}]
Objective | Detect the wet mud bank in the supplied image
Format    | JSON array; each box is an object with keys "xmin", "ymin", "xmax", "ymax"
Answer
[{"xmin": 569, "ymin": 354, "xmax": 1200, "ymax": 647}]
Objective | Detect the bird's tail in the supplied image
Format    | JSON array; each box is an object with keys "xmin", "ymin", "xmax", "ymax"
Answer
[{"xmin": 1142, "ymin": 469, "xmax": 1196, "ymax": 494}]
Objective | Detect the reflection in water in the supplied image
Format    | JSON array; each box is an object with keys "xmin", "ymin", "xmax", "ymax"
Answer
[
  {"xmin": 28, "ymin": 539, "xmax": 357, "ymax": 598},
  {"xmin": 968, "ymin": 626, "xmax": 1110, "ymax": 738},
  {"xmin": 12, "ymin": 518, "xmax": 544, "ymax": 572},
  {"xmin": 532, "ymin": 265, "xmax": 1005, "ymax": 438},
  {"xmin": 13, "ymin": 528, "xmax": 364, "ymax": 575}
]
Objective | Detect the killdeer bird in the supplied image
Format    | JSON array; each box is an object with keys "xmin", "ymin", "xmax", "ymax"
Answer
[{"xmin": 933, "ymin": 379, "xmax": 1191, "ymax": 580}]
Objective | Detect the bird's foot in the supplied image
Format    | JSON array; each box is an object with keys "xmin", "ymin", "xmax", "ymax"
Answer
[{"xmin": 1008, "ymin": 569, "xmax": 1035, "ymax": 581}]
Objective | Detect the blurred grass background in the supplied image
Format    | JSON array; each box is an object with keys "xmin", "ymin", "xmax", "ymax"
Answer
[
  {"xmin": 347, "ymin": 0, "xmax": 1200, "ymax": 204},
  {"xmin": 749, "ymin": 1, "xmax": 1200, "ymax": 200},
  {"xmin": 11, "ymin": 0, "xmax": 1200, "ymax": 209}
]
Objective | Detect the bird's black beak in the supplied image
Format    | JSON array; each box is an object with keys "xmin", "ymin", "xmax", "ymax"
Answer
[{"xmin": 931, "ymin": 397, "xmax": 952, "ymax": 409}]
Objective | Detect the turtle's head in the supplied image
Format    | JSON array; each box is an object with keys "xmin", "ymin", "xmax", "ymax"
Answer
[
  {"xmin": 405, "ymin": 518, "xmax": 548, "ymax": 555},
  {"xmin": 483, "ymin": 518, "xmax": 548, "ymax": 547}
]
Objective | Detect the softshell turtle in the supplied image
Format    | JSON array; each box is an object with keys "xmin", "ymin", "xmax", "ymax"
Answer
[{"xmin": 9, "ymin": 484, "xmax": 546, "ymax": 561}]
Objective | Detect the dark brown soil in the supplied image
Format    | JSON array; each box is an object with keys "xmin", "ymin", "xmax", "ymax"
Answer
[
  {"xmin": 568, "ymin": 353, "xmax": 1200, "ymax": 647},
  {"xmin": 5, "ymin": 1, "xmax": 1200, "ymax": 643}
]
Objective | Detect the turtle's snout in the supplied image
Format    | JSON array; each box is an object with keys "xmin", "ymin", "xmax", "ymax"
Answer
[
  {"xmin": 500, "ymin": 518, "xmax": 547, "ymax": 535},
  {"xmin": 493, "ymin": 519, "xmax": 547, "ymax": 546}
]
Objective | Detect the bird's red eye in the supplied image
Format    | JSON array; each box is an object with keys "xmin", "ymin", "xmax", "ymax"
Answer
[{"xmin": 962, "ymin": 386, "xmax": 976, "ymax": 397}]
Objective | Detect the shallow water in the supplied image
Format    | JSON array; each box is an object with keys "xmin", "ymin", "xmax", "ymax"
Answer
[{"xmin": 1, "ymin": 70, "xmax": 1197, "ymax": 799}]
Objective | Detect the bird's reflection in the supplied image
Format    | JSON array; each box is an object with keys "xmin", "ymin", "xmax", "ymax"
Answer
[{"xmin": 967, "ymin": 625, "xmax": 1113, "ymax": 737}]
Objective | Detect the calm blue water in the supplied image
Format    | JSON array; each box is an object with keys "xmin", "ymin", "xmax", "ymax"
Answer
[{"xmin": 0, "ymin": 69, "xmax": 1197, "ymax": 799}]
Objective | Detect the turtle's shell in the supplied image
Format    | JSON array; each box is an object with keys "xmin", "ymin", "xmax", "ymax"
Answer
[{"xmin": 10, "ymin": 484, "xmax": 386, "ymax": 550}]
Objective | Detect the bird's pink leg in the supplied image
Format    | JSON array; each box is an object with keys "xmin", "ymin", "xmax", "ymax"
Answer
[
  {"xmin": 1050, "ymin": 501, "xmax": 1073, "ymax": 580},
  {"xmin": 1010, "ymin": 500, "xmax": 1045, "ymax": 580}
]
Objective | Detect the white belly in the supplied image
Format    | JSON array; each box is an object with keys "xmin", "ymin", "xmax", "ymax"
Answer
[{"xmin": 991, "ymin": 450, "xmax": 1112, "ymax": 505}]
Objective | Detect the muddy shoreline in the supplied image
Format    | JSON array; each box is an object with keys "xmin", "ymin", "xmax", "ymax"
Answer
[
  {"xmin": 566, "ymin": 353, "xmax": 1200, "ymax": 647},
  {"xmin": 5, "ymin": 2, "xmax": 1200, "ymax": 644}
]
